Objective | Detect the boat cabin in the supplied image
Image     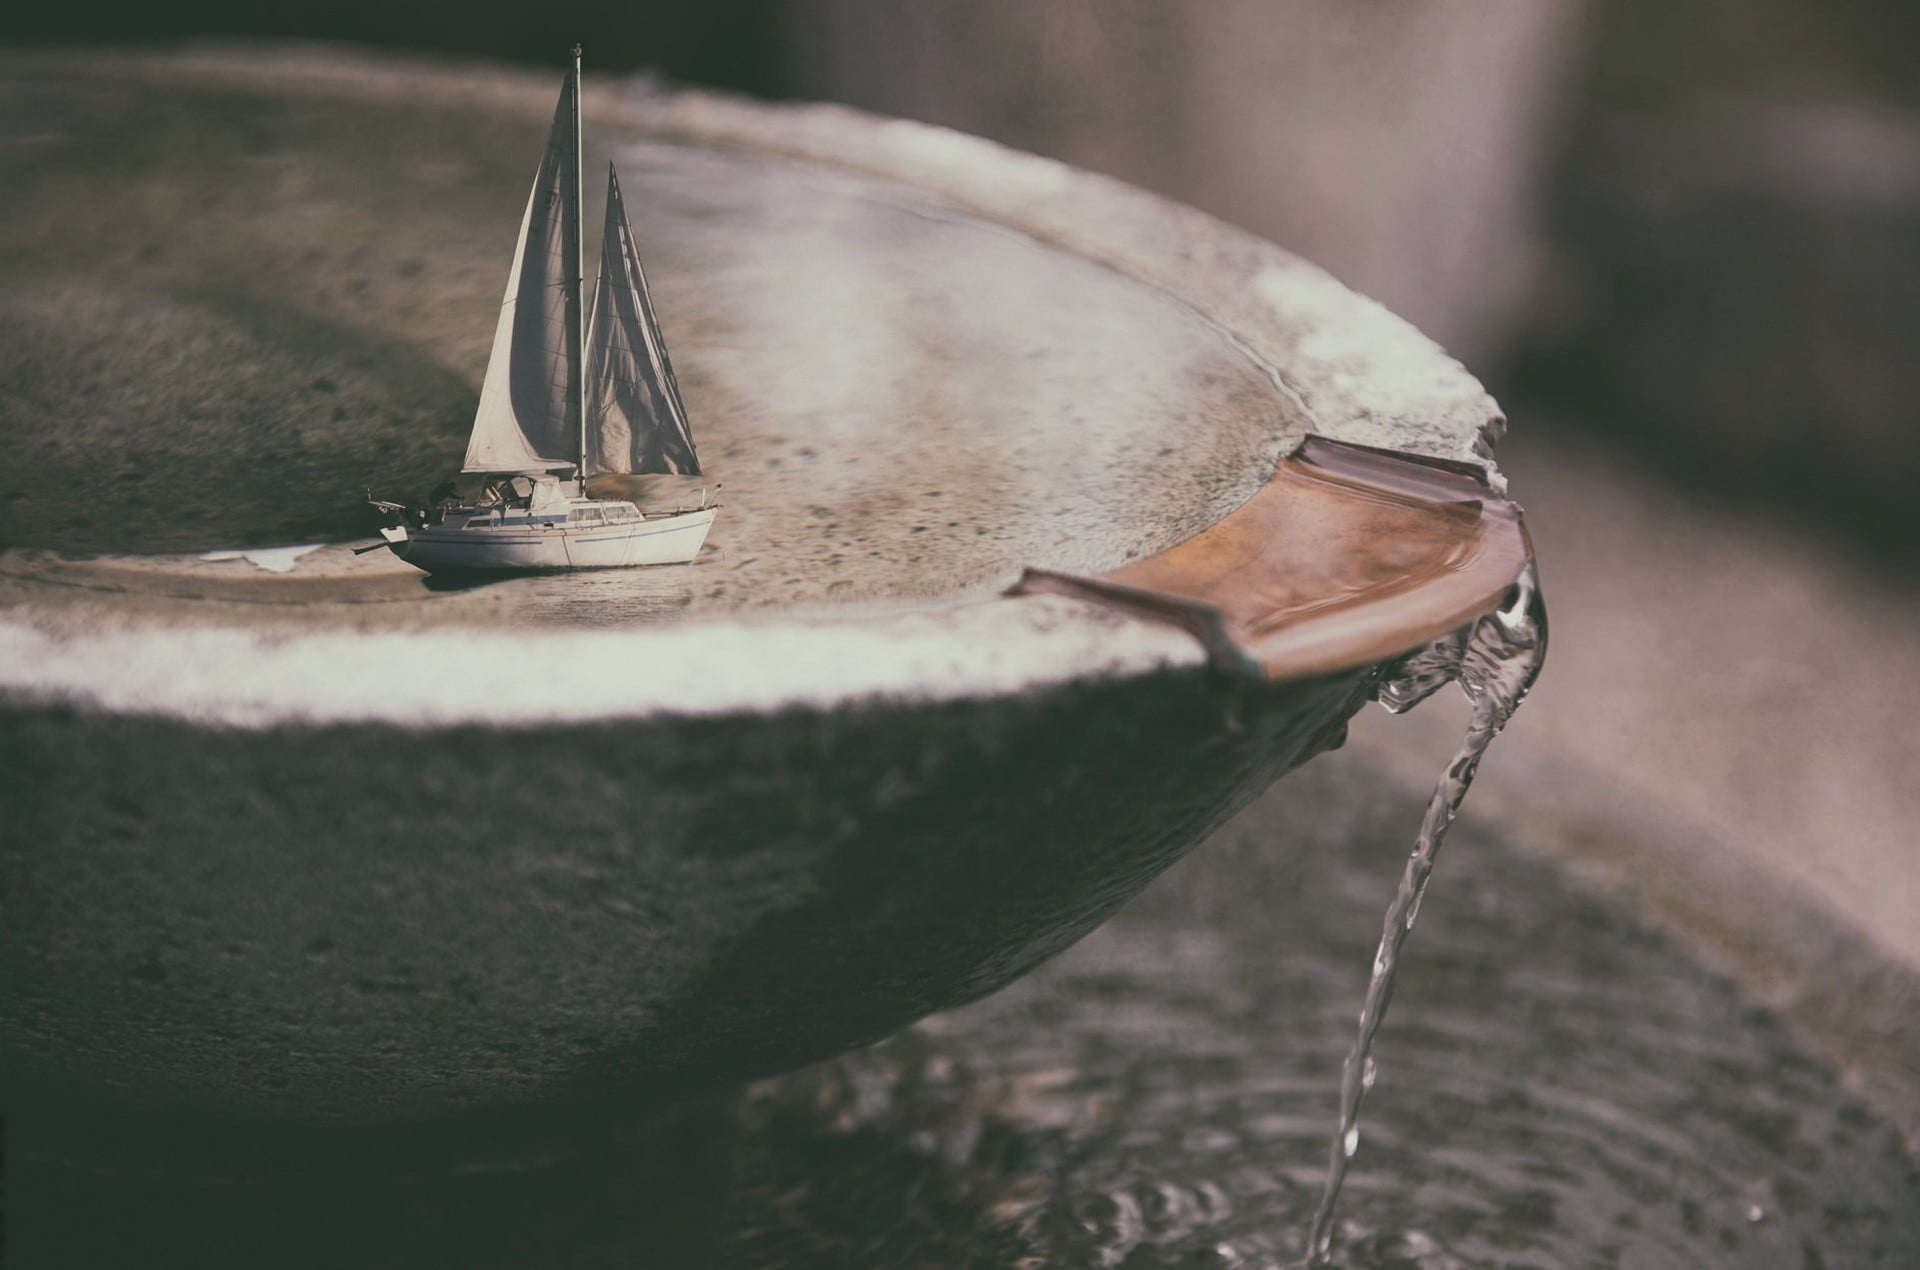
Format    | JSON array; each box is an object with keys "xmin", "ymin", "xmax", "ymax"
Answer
[{"xmin": 436, "ymin": 474, "xmax": 646, "ymax": 531}]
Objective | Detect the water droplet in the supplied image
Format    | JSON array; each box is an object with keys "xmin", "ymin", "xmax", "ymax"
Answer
[
  {"xmin": 1361, "ymin": 1057, "xmax": 1377, "ymax": 1092},
  {"xmin": 1342, "ymin": 1127, "xmax": 1359, "ymax": 1157},
  {"xmin": 1746, "ymin": 1204, "xmax": 1767, "ymax": 1224}
]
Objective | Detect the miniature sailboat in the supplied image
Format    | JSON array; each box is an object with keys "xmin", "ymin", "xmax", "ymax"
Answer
[{"xmin": 371, "ymin": 47, "xmax": 716, "ymax": 574}]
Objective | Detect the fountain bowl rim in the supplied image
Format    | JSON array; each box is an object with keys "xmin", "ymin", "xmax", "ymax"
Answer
[{"xmin": 0, "ymin": 43, "xmax": 1512, "ymax": 727}]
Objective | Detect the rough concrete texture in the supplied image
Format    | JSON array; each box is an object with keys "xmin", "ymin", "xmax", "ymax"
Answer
[{"xmin": 3, "ymin": 667, "xmax": 1368, "ymax": 1141}]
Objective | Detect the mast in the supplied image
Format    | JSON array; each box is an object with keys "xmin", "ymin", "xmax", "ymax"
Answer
[{"xmin": 571, "ymin": 43, "xmax": 588, "ymax": 492}]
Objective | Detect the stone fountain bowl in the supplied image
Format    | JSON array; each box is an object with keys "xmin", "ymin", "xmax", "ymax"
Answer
[{"xmin": 0, "ymin": 46, "xmax": 1529, "ymax": 1170}]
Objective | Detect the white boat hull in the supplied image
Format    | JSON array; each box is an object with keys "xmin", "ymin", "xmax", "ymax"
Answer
[{"xmin": 389, "ymin": 507, "xmax": 716, "ymax": 575}]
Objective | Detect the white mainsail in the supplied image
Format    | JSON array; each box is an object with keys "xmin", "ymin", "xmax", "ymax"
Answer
[
  {"xmin": 583, "ymin": 164, "xmax": 702, "ymax": 477},
  {"xmin": 462, "ymin": 61, "xmax": 584, "ymax": 474}
]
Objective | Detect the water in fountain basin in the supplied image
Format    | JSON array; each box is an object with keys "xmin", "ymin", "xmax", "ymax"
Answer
[
  {"xmin": 1304, "ymin": 564, "xmax": 1549, "ymax": 1265},
  {"xmin": 707, "ymin": 723, "xmax": 1919, "ymax": 1269}
]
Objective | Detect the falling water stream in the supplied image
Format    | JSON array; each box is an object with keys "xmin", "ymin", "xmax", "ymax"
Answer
[{"xmin": 1303, "ymin": 564, "xmax": 1549, "ymax": 1265}]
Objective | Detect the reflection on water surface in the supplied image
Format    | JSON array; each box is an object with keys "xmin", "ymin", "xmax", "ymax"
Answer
[
  {"xmin": 721, "ymin": 754, "xmax": 1919, "ymax": 1268},
  {"xmin": 24, "ymin": 756, "xmax": 1918, "ymax": 1268}
]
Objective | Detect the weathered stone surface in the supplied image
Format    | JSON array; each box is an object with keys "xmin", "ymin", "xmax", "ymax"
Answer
[{"xmin": 0, "ymin": 48, "xmax": 1515, "ymax": 1155}]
